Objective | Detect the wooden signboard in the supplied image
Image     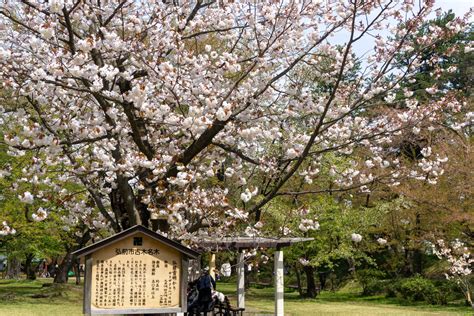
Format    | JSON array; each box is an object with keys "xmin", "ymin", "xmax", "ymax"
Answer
[{"xmin": 73, "ymin": 225, "xmax": 200, "ymax": 315}]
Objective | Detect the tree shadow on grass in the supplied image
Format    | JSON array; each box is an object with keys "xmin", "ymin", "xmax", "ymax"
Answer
[
  {"xmin": 0, "ymin": 279, "xmax": 81, "ymax": 305},
  {"xmin": 0, "ymin": 280, "xmax": 42, "ymax": 301},
  {"xmin": 221, "ymin": 283, "xmax": 469, "ymax": 314}
]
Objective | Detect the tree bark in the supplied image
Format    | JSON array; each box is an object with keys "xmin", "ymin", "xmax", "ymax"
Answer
[
  {"xmin": 54, "ymin": 251, "xmax": 73, "ymax": 284},
  {"xmin": 6, "ymin": 257, "xmax": 21, "ymax": 279},
  {"xmin": 54, "ymin": 228, "xmax": 91, "ymax": 284},
  {"xmin": 294, "ymin": 265, "xmax": 303, "ymax": 297},
  {"xmin": 25, "ymin": 253, "xmax": 37, "ymax": 280},
  {"xmin": 303, "ymin": 265, "xmax": 318, "ymax": 298},
  {"xmin": 463, "ymin": 288, "xmax": 473, "ymax": 308},
  {"xmin": 412, "ymin": 249, "xmax": 423, "ymax": 275},
  {"xmin": 73, "ymin": 258, "xmax": 81, "ymax": 285},
  {"xmin": 318, "ymin": 270, "xmax": 328, "ymax": 290},
  {"xmin": 412, "ymin": 213, "xmax": 423, "ymax": 274},
  {"xmin": 244, "ymin": 264, "xmax": 250, "ymax": 290},
  {"xmin": 402, "ymin": 247, "xmax": 413, "ymax": 276},
  {"xmin": 347, "ymin": 257, "xmax": 356, "ymax": 278}
]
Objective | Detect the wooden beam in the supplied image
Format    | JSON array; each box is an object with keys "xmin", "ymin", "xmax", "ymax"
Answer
[
  {"xmin": 83, "ymin": 255, "xmax": 92, "ymax": 315},
  {"xmin": 197, "ymin": 236, "xmax": 314, "ymax": 251},
  {"xmin": 237, "ymin": 251, "xmax": 245, "ymax": 309},
  {"xmin": 181, "ymin": 258, "xmax": 189, "ymax": 313},
  {"xmin": 274, "ymin": 250, "xmax": 284, "ymax": 316}
]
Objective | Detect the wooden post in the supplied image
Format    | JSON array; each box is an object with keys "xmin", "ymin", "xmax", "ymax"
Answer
[
  {"xmin": 181, "ymin": 258, "xmax": 189, "ymax": 313},
  {"xmin": 274, "ymin": 249, "xmax": 284, "ymax": 316},
  {"xmin": 83, "ymin": 255, "xmax": 92, "ymax": 315},
  {"xmin": 209, "ymin": 252, "xmax": 216, "ymax": 280},
  {"xmin": 237, "ymin": 250, "xmax": 245, "ymax": 309}
]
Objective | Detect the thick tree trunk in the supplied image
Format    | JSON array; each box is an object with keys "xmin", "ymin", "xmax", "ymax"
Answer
[
  {"xmin": 412, "ymin": 213, "xmax": 423, "ymax": 274},
  {"xmin": 73, "ymin": 259, "xmax": 81, "ymax": 285},
  {"xmin": 25, "ymin": 253, "xmax": 37, "ymax": 280},
  {"xmin": 54, "ymin": 251, "xmax": 73, "ymax": 284},
  {"xmin": 412, "ymin": 249, "xmax": 423, "ymax": 275},
  {"xmin": 53, "ymin": 227, "xmax": 91, "ymax": 284},
  {"xmin": 464, "ymin": 289, "xmax": 473, "ymax": 308},
  {"xmin": 294, "ymin": 265, "xmax": 303, "ymax": 297},
  {"xmin": 318, "ymin": 271, "xmax": 327, "ymax": 290},
  {"xmin": 244, "ymin": 264, "xmax": 250, "ymax": 289},
  {"xmin": 347, "ymin": 257, "xmax": 356, "ymax": 278},
  {"xmin": 303, "ymin": 265, "xmax": 318, "ymax": 298},
  {"xmin": 402, "ymin": 247, "xmax": 413, "ymax": 276},
  {"xmin": 6, "ymin": 257, "xmax": 21, "ymax": 279},
  {"xmin": 110, "ymin": 188, "xmax": 132, "ymax": 229}
]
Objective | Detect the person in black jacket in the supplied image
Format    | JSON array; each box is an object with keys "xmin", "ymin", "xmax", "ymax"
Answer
[
  {"xmin": 197, "ymin": 267, "xmax": 216, "ymax": 302},
  {"xmin": 188, "ymin": 267, "xmax": 216, "ymax": 314}
]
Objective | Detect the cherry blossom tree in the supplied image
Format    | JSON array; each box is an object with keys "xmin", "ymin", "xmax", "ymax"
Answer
[
  {"xmin": 0, "ymin": 1, "xmax": 471, "ymax": 237},
  {"xmin": 434, "ymin": 239, "xmax": 474, "ymax": 308}
]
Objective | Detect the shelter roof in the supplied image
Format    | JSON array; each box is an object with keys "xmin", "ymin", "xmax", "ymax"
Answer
[
  {"xmin": 195, "ymin": 236, "xmax": 314, "ymax": 251},
  {"xmin": 72, "ymin": 225, "xmax": 200, "ymax": 259}
]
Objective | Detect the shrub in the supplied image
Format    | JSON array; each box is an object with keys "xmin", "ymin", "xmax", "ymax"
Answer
[
  {"xmin": 363, "ymin": 279, "xmax": 391, "ymax": 295},
  {"xmin": 359, "ymin": 274, "xmax": 459, "ymax": 305},
  {"xmin": 434, "ymin": 279, "xmax": 463, "ymax": 304},
  {"xmin": 357, "ymin": 269, "xmax": 387, "ymax": 296},
  {"xmin": 390, "ymin": 276, "xmax": 445, "ymax": 305},
  {"xmin": 385, "ymin": 280, "xmax": 399, "ymax": 298}
]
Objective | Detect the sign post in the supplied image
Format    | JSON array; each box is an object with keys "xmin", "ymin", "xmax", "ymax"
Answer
[{"xmin": 73, "ymin": 225, "xmax": 199, "ymax": 315}]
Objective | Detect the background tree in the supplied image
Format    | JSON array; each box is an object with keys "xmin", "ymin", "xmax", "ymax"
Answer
[
  {"xmin": 397, "ymin": 10, "xmax": 474, "ymax": 100},
  {"xmin": 0, "ymin": 117, "xmax": 97, "ymax": 283}
]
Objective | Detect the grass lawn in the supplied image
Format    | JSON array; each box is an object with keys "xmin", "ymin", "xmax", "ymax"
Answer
[
  {"xmin": 0, "ymin": 278, "xmax": 471, "ymax": 316},
  {"xmin": 0, "ymin": 278, "xmax": 82, "ymax": 316},
  {"xmin": 216, "ymin": 282, "xmax": 472, "ymax": 316}
]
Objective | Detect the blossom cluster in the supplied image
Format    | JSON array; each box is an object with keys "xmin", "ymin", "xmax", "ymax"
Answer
[
  {"xmin": 0, "ymin": 221, "xmax": 16, "ymax": 236},
  {"xmin": 0, "ymin": 1, "xmax": 470, "ymax": 236},
  {"xmin": 433, "ymin": 239, "xmax": 473, "ymax": 279},
  {"xmin": 351, "ymin": 233, "xmax": 363, "ymax": 243}
]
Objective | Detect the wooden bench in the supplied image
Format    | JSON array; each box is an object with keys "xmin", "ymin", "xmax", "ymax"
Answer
[
  {"xmin": 214, "ymin": 296, "xmax": 245, "ymax": 316},
  {"xmin": 187, "ymin": 299, "xmax": 215, "ymax": 315}
]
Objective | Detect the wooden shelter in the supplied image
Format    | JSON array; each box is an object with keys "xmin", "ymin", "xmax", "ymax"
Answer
[{"xmin": 197, "ymin": 236, "xmax": 314, "ymax": 316}]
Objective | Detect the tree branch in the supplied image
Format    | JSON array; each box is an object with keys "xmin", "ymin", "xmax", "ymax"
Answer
[
  {"xmin": 249, "ymin": 2, "xmax": 358, "ymax": 215},
  {"xmin": 212, "ymin": 142, "xmax": 260, "ymax": 165}
]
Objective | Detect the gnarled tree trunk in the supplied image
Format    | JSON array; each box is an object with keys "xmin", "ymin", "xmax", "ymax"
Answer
[
  {"xmin": 318, "ymin": 270, "xmax": 328, "ymax": 290},
  {"xmin": 25, "ymin": 253, "xmax": 37, "ymax": 280},
  {"xmin": 54, "ymin": 251, "xmax": 73, "ymax": 284},
  {"xmin": 73, "ymin": 258, "xmax": 81, "ymax": 285},
  {"xmin": 6, "ymin": 257, "xmax": 21, "ymax": 279},
  {"xmin": 54, "ymin": 227, "xmax": 91, "ymax": 284},
  {"xmin": 412, "ymin": 213, "xmax": 423, "ymax": 275},
  {"xmin": 294, "ymin": 264, "xmax": 303, "ymax": 297},
  {"xmin": 303, "ymin": 265, "xmax": 318, "ymax": 298}
]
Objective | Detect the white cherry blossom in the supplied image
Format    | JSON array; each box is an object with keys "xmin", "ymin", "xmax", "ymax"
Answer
[{"xmin": 0, "ymin": 1, "xmax": 469, "ymax": 237}]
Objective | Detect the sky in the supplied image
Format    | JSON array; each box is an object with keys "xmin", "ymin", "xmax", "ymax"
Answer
[
  {"xmin": 438, "ymin": 0, "xmax": 473, "ymax": 19},
  {"xmin": 328, "ymin": 0, "xmax": 473, "ymax": 60}
]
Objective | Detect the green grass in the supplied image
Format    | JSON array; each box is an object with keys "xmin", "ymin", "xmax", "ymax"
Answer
[
  {"xmin": 0, "ymin": 278, "xmax": 472, "ymax": 316},
  {"xmin": 0, "ymin": 278, "xmax": 82, "ymax": 316},
  {"xmin": 216, "ymin": 282, "xmax": 472, "ymax": 316}
]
